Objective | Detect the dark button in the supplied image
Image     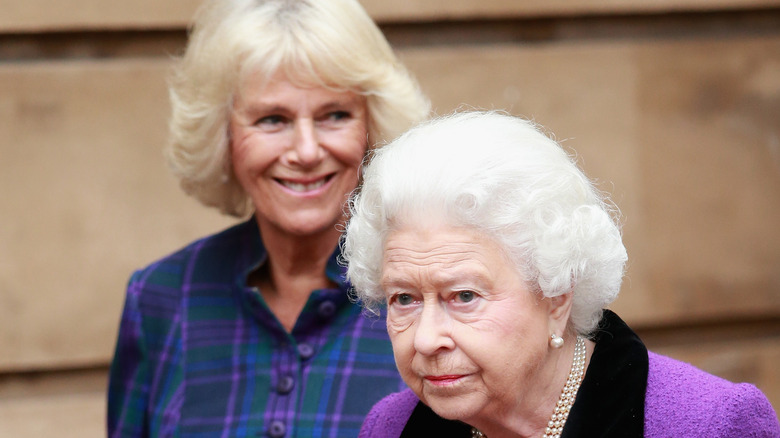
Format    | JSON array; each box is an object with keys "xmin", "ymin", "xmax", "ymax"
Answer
[
  {"xmin": 268, "ymin": 420, "xmax": 286, "ymax": 438},
  {"xmin": 297, "ymin": 343, "xmax": 314, "ymax": 360},
  {"xmin": 276, "ymin": 375, "xmax": 295, "ymax": 395},
  {"xmin": 318, "ymin": 300, "xmax": 336, "ymax": 318}
]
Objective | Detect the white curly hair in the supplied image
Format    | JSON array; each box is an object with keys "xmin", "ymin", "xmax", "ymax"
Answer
[{"xmin": 343, "ymin": 111, "xmax": 627, "ymax": 335}]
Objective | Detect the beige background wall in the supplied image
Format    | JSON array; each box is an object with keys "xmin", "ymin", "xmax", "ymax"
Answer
[{"xmin": 1, "ymin": 1, "xmax": 779, "ymax": 436}]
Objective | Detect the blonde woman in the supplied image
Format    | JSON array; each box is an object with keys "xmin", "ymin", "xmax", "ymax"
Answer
[{"xmin": 107, "ymin": 0, "xmax": 429, "ymax": 436}]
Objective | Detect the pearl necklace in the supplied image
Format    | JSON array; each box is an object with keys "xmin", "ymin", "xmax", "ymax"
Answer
[{"xmin": 470, "ymin": 336, "xmax": 587, "ymax": 438}]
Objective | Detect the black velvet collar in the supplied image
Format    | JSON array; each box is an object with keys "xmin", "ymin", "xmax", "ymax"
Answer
[
  {"xmin": 561, "ymin": 310, "xmax": 647, "ymax": 437},
  {"xmin": 400, "ymin": 310, "xmax": 648, "ymax": 437}
]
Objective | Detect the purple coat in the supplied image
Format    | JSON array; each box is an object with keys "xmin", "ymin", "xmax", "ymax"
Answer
[{"xmin": 360, "ymin": 351, "xmax": 779, "ymax": 437}]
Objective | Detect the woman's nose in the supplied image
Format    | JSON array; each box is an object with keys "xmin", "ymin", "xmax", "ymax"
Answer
[
  {"xmin": 413, "ymin": 302, "xmax": 455, "ymax": 356},
  {"xmin": 288, "ymin": 119, "xmax": 324, "ymax": 168}
]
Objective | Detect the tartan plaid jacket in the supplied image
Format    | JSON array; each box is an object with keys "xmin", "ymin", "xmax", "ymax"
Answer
[{"xmin": 107, "ymin": 218, "xmax": 405, "ymax": 437}]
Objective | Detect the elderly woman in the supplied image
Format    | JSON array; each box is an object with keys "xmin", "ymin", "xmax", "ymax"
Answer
[
  {"xmin": 107, "ymin": 0, "xmax": 429, "ymax": 436},
  {"xmin": 343, "ymin": 111, "xmax": 779, "ymax": 437}
]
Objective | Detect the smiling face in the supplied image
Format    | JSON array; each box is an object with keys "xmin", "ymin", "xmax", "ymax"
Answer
[
  {"xmin": 381, "ymin": 223, "xmax": 562, "ymax": 425},
  {"xmin": 229, "ymin": 70, "xmax": 368, "ymax": 240}
]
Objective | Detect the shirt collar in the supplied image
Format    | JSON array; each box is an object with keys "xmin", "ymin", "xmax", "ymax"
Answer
[{"xmin": 235, "ymin": 216, "xmax": 349, "ymax": 290}]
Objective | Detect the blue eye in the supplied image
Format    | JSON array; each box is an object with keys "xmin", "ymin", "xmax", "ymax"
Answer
[
  {"xmin": 456, "ymin": 290, "xmax": 476, "ymax": 303},
  {"xmin": 396, "ymin": 293, "xmax": 413, "ymax": 305},
  {"xmin": 319, "ymin": 111, "xmax": 352, "ymax": 125},
  {"xmin": 256, "ymin": 115, "xmax": 286, "ymax": 126}
]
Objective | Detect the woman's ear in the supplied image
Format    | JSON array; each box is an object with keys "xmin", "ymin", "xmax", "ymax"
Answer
[{"xmin": 548, "ymin": 292, "xmax": 573, "ymax": 332}]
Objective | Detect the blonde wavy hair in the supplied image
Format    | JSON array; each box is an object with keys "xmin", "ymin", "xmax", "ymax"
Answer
[{"xmin": 167, "ymin": 0, "xmax": 430, "ymax": 217}]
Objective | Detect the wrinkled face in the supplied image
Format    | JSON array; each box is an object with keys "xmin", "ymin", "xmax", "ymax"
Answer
[
  {"xmin": 381, "ymin": 224, "xmax": 557, "ymax": 424},
  {"xmin": 229, "ymin": 70, "xmax": 368, "ymax": 239}
]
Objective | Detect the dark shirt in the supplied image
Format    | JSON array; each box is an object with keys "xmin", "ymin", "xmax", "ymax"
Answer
[{"xmin": 108, "ymin": 218, "xmax": 405, "ymax": 437}]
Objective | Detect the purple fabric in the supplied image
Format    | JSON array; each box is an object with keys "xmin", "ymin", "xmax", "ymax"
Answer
[
  {"xmin": 358, "ymin": 390, "xmax": 419, "ymax": 437},
  {"xmin": 645, "ymin": 352, "xmax": 779, "ymax": 437},
  {"xmin": 359, "ymin": 353, "xmax": 780, "ymax": 437}
]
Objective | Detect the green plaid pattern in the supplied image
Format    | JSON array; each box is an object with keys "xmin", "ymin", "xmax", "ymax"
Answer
[{"xmin": 108, "ymin": 218, "xmax": 405, "ymax": 437}]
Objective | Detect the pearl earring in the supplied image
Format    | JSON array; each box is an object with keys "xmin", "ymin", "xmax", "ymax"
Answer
[{"xmin": 550, "ymin": 333, "xmax": 564, "ymax": 349}]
